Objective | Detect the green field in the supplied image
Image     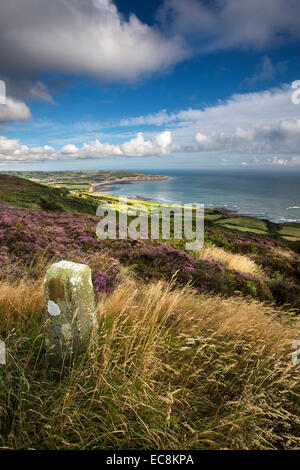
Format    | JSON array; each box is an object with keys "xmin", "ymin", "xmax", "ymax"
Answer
[
  {"xmin": 279, "ymin": 224, "xmax": 300, "ymax": 241},
  {"xmin": 217, "ymin": 216, "xmax": 268, "ymax": 232}
]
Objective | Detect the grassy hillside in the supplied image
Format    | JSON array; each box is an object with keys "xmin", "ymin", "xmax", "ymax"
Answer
[
  {"xmin": 2, "ymin": 170, "xmax": 167, "ymax": 193},
  {"xmin": 0, "ymin": 174, "xmax": 300, "ymax": 450},
  {"xmin": 0, "ymin": 174, "xmax": 101, "ymax": 214}
]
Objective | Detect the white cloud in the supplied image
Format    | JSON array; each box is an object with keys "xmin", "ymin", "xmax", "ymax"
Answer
[
  {"xmin": 194, "ymin": 132, "xmax": 210, "ymax": 146},
  {"xmin": 0, "ymin": 98, "xmax": 31, "ymax": 123},
  {"xmin": 0, "ymin": 136, "xmax": 54, "ymax": 161},
  {"xmin": 121, "ymin": 131, "xmax": 172, "ymax": 157},
  {"xmin": 0, "ymin": 0, "xmax": 187, "ymax": 83},
  {"xmin": 61, "ymin": 144, "xmax": 79, "ymax": 155},
  {"xmin": 0, "ymin": 0, "xmax": 299, "ymax": 102},
  {"xmin": 82, "ymin": 140, "xmax": 123, "ymax": 158},
  {"xmin": 123, "ymin": 85, "xmax": 300, "ymax": 131},
  {"xmin": 193, "ymin": 120, "xmax": 300, "ymax": 154},
  {"xmin": 0, "ymin": 131, "xmax": 172, "ymax": 162}
]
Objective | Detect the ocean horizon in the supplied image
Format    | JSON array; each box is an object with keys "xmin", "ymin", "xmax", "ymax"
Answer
[{"xmin": 96, "ymin": 169, "xmax": 300, "ymax": 224}]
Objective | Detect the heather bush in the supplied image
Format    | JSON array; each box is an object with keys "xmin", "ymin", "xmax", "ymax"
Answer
[
  {"xmin": 226, "ymin": 232, "xmax": 283, "ymax": 255},
  {"xmin": 253, "ymin": 254, "xmax": 300, "ymax": 280},
  {"xmin": 90, "ymin": 256, "xmax": 121, "ymax": 295},
  {"xmin": 115, "ymin": 240, "xmax": 196, "ymax": 280},
  {"xmin": 268, "ymin": 277, "xmax": 300, "ymax": 310},
  {"xmin": 114, "ymin": 240, "xmax": 273, "ymax": 302},
  {"xmin": 92, "ymin": 272, "xmax": 108, "ymax": 294},
  {"xmin": 0, "ymin": 204, "xmax": 103, "ymax": 263},
  {"xmin": 193, "ymin": 259, "xmax": 272, "ymax": 300}
]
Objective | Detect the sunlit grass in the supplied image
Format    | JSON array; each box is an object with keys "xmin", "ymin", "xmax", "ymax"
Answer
[{"xmin": 195, "ymin": 245, "xmax": 260, "ymax": 276}]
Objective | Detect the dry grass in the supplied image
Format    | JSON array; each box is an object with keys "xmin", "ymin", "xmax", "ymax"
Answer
[
  {"xmin": 0, "ymin": 278, "xmax": 299, "ymax": 450},
  {"xmin": 196, "ymin": 245, "xmax": 260, "ymax": 276},
  {"xmin": 271, "ymin": 247, "xmax": 298, "ymax": 260},
  {"xmin": 0, "ymin": 279, "xmax": 44, "ymax": 330}
]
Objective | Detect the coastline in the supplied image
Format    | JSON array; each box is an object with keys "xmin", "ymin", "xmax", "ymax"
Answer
[
  {"xmin": 90, "ymin": 174, "xmax": 168, "ymax": 193},
  {"xmin": 91, "ymin": 190, "xmax": 300, "ymax": 232},
  {"xmin": 89, "ymin": 169, "xmax": 300, "ymax": 226}
]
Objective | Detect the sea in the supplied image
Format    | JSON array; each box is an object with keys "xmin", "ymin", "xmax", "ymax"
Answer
[{"xmin": 97, "ymin": 169, "xmax": 300, "ymax": 224}]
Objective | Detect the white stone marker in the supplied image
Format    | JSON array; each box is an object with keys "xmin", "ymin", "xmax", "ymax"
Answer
[{"xmin": 44, "ymin": 261, "xmax": 97, "ymax": 363}]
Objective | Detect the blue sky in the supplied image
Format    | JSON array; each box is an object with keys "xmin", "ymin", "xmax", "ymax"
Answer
[{"xmin": 0, "ymin": 0, "xmax": 300, "ymax": 171}]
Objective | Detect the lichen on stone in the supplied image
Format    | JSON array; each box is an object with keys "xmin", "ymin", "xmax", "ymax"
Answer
[{"xmin": 44, "ymin": 260, "xmax": 97, "ymax": 363}]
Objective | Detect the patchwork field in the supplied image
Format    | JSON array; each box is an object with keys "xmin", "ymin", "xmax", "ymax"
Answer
[{"xmin": 279, "ymin": 224, "xmax": 300, "ymax": 241}]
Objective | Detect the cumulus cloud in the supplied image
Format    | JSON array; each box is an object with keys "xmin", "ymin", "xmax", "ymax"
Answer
[
  {"xmin": 121, "ymin": 131, "xmax": 172, "ymax": 157},
  {"xmin": 61, "ymin": 144, "xmax": 79, "ymax": 155},
  {"xmin": 0, "ymin": 131, "xmax": 172, "ymax": 163},
  {"xmin": 157, "ymin": 0, "xmax": 300, "ymax": 51},
  {"xmin": 0, "ymin": 0, "xmax": 187, "ymax": 85},
  {"xmin": 0, "ymin": 136, "xmax": 54, "ymax": 162},
  {"xmin": 1, "ymin": 0, "xmax": 299, "ymax": 102},
  {"xmin": 82, "ymin": 140, "xmax": 123, "ymax": 158},
  {"xmin": 0, "ymin": 98, "xmax": 31, "ymax": 123},
  {"xmin": 193, "ymin": 120, "xmax": 300, "ymax": 154}
]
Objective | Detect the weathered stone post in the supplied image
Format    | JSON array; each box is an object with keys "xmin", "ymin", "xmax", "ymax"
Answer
[{"xmin": 44, "ymin": 261, "xmax": 97, "ymax": 364}]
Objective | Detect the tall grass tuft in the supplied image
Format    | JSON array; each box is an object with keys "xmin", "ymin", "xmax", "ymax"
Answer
[{"xmin": 196, "ymin": 245, "xmax": 260, "ymax": 276}]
